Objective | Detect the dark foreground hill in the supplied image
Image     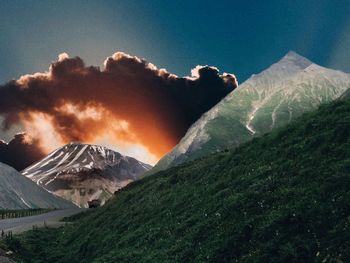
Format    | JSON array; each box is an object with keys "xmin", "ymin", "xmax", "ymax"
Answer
[{"xmin": 4, "ymin": 97, "xmax": 350, "ymax": 262}]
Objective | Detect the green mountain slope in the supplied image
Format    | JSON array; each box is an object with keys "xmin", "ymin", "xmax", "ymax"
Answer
[
  {"xmin": 5, "ymin": 97, "xmax": 350, "ymax": 262},
  {"xmin": 151, "ymin": 52, "xmax": 350, "ymax": 174}
]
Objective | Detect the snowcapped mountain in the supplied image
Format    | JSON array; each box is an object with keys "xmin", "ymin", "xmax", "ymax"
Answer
[
  {"xmin": 0, "ymin": 162, "xmax": 75, "ymax": 209},
  {"xmin": 151, "ymin": 51, "xmax": 350, "ymax": 173},
  {"xmin": 22, "ymin": 143, "xmax": 152, "ymax": 207}
]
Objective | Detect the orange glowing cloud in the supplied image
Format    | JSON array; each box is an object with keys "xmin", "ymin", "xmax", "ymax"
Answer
[{"xmin": 0, "ymin": 51, "xmax": 237, "ymax": 166}]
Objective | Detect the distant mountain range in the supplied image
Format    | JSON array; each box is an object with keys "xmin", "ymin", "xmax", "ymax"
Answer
[
  {"xmin": 22, "ymin": 143, "xmax": 152, "ymax": 207},
  {"xmin": 0, "ymin": 162, "xmax": 75, "ymax": 209},
  {"xmin": 151, "ymin": 51, "xmax": 350, "ymax": 173}
]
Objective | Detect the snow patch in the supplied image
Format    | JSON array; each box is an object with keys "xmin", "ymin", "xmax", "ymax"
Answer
[{"xmin": 20, "ymin": 197, "xmax": 31, "ymax": 208}]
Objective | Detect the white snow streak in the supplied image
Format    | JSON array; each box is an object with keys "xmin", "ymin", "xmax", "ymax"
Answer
[{"xmin": 20, "ymin": 197, "xmax": 31, "ymax": 208}]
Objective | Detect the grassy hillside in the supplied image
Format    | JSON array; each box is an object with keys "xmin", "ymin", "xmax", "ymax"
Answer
[{"xmin": 4, "ymin": 98, "xmax": 350, "ymax": 262}]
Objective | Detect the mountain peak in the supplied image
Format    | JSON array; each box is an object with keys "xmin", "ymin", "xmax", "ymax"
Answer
[
  {"xmin": 22, "ymin": 143, "xmax": 153, "ymax": 207},
  {"xmin": 278, "ymin": 51, "xmax": 312, "ymax": 68},
  {"xmin": 285, "ymin": 50, "xmax": 302, "ymax": 57},
  {"xmin": 244, "ymin": 51, "xmax": 314, "ymax": 87},
  {"xmin": 69, "ymin": 141, "xmax": 83, "ymax": 145}
]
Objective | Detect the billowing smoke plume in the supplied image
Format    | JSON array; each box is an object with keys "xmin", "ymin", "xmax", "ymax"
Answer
[
  {"xmin": 0, "ymin": 52, "xmax": 237, "ymax": 166},
  {"xmin": 0, "ymin": 133, "xmax": 45, "ymax": 170}
]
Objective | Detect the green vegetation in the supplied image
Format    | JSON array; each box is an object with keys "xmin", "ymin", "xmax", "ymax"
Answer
[
  {"xmin": 3, "ymin": 98, "xmax": 350, "ymax": 262},
  {"xmin": 60, "ymin": 209, "xmax": 94, "ymax": 222},
  {"xmin": 0, "ymin": 209, "xmax": 54, "ymax": 220}
]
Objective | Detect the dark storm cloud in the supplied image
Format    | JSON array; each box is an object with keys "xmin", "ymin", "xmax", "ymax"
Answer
[
  {"xmin": 0, "ymin": 133, "xmax": 45, "ymax": 171},
  {"xmin": 0, "ymin": 52, "xmax": 237, "ymax": 160}
]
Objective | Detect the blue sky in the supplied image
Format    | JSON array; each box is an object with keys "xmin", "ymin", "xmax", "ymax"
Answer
[{"xmin": 1, "ymin": 0, "xmax": 350, "ymax": 84}]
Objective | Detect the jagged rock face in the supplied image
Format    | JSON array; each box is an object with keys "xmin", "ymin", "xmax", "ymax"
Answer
[
  {"xmin": 22, "ymin": 143, "xmax": 152, "ymax": 207},
  {"xmin": 152, "ymin": 51, "xmax": 350, "ymax": 173},
  {"xmin": 0, "ymin": 162, "xmax": 75, "ymax": 209}
]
